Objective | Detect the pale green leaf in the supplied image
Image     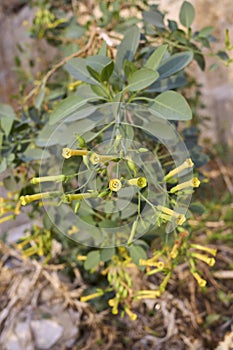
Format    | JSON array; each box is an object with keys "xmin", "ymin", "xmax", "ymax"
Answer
[
  {"xmin": 84, "ymin": 250, "xmax": 101, "ymax": 270},
  {"xmin": 1, "ymin": 116, "xmax": 14, "ymax": 136},
  {"xmin": 64, "ymin": 58, "xmax": 99, "ymax": 85},
  {"xmin": 0, "ymin": 104, "xmax": 16, "ymax": 119},
  {"xmin": 126, "ymin": 68, "xmax": 159, "ymax": 92},
  {"xmin": 143, "ymin": 10, "xmax": 165, "ymax": 28},
  {"xmin": 49, "ymin": 96, "xmax": 96, "ymax": 125},
  {"xmin": 158, "ymin": 51, "xmax": 193, "ymax": 79},
  {"xmin": 145, "ymin": 45, "xmax": 168, "ymax": 70},
  {"xmin": 100, "ymin": 248, "xmax": 116, "ymax": 262},
  {"xmin": 150, "ymin": 91, "xmax": 192, "ymax": 120},
  {"xmin": 179, "ymin": 1, "xmax": 195, "ymax": 28},
  {"xmin": 115, "ymin": 26, "xmax": 140, "ymax": 74},
  {"xmin": 128, "ymin": 245, "xmax": 147, "ymax": 265}
]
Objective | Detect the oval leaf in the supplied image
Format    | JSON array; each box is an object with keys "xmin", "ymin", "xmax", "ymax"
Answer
[
  {"xmin": 143, "ymin": 10, "xmax": 165, "ymax": 28},
  {"xmin": 128, "ymin": 245, "xmax": 147, "ymax": 266},
  {"xmin": 86, "ymin": 55, "xmax": 112, "ymax": 73},
  {"xmin": 49, "ymin": 96, "xmax": 96, "ymax": 125},
  {"xmin": 64, "ymin": 58, "xmax": 99, "ymax": 85},
  {"xmin": 158, "ymin": 51, "xmax": 193, "ymax": 79},
  {"xmin": 115, "ymin": 26, "xmax": 140, "ymax": 75},
  {"xmin": 179, "ymin": 1, "xmax": 195, "ymax": 28},
  {"xmin": 150, "ymin": 91, "xmax": 192, "ymax": 120},
  {"xmin": 84, "ymin": 250, "xmax": 100, "ymax": 270},
  {"xmin": 145, "ymin": 45, "xmax": 168, "ymax": 70},
  {"xmin": 100, "ymin": 61, "xmax": 114, "ymax": 82},
  {"xmin": 126, "ymin": 68, "xmax": 159, "ymax": 92},
  {"xmin": 0, "ymin": 104, "xmax": 16, "ymax": 119}
]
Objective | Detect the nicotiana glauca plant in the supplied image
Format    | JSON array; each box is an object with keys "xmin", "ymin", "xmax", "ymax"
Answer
[{"xmin": 0, "ymin": 0, "xmax": 230, "ymax": 319}]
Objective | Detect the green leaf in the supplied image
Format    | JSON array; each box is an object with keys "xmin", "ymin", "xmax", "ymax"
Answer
[
  {"xmin": 0, "ymin": 104, "xmax": 16, "ymax": 119},
  {"xmin": 150, "ymin": 91, "xmax": 192, "ymax": 120},
  {"xmin": 64, "ymin": 58, "xmax": 100, "ymax": 85},
  {"xmin": 189, "ymin": 202, "xmax": 207, "ymax": 215},
  {"xmin": 86, "ymin": 55, "xmax": 112, "ymax": 73},
  {"xmin": 143, "ymin": 10, "xmax": 165, "ymax": 28},
  {"xmin": 179, "ymin": 1, "xmax": 195, "ymax": 28},
  {"xmin": 158, "ymin": 51, "xmax": 193, "ymax": 79},
  {"xmin": 91, "ymin": 85, "xmax": 109, "ymax": 99},
  {"xmin": 126, "ymin": 68, "xmax": 159, "ymax": 92},
  {"xmin": 146, "ymin": 74, "xmax": 187, "ymax": 93},
  {"xmin": 0, "ymin": 159, "xmax": 7, "ymax": 173},
  {"xmin": 100, "ymin": 61, "xmax": 114, "ymax": 81},
  {"xmin": 84, "ymin": 250, "xmax": 101, "ymax": 270},
  {"xmin": 100, "ymin": 248, "xmax": 116, "ymax": 262},
  {"xmin": 198, "ymin": 26, "xmax": 214, "ymax": 38},
  {"xmin": 123, "ymin": 60, "xmax": 137, "ymax": 79},
  {"xmin": 49, "ymin": 95, "xmax": 96, "ymax": 125},
  {"xmin": 35, "ymin": 86, "xmax": 45, "ymax": 109},
  {"xmin": 21, "ymin": 147, "xmax": 50, "ymax": 161},
  {"xmin": 1, "ymin": 116, "xmax": 14, "ymax": 136},
  {"xmin": 145, "ymin": 45, "xmax": 168, "ymax": 70},
  {"xmin": 115, "ymin": 26, "xmax": 140, "ymax": 75},
  {"xmin": 128, "ymin": 245, "xmax": 147, "ymax": 266},
  {"xmin": 98, "ymin": 41, "xmax": 107, "ymax": 56},
  {"xmin": 86, "ymin": 65, "xmax": 101, "ymax": 81},
  {"xmin": 0, "ymin": 104, "xmax": 15, "ymax": 136},
  {"xmin": 3, "ymin": 176, "xmax": 18, "ymax": 191}
]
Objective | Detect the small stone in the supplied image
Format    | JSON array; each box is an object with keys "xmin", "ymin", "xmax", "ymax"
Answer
[{"xmin": 30, "ymin": 319, "xmax": 63, "ymax": 350}]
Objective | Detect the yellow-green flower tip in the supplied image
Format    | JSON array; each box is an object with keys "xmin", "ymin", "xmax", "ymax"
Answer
[
  {"xmin": 176, "ymin": 214, "xmax": 186, "ymax": 225},
  {"xmin": 109, "ymin": 178, "xmax": 122, "ymax": 192},
  {"xmin": 20, "ymin": 196, "xmax": 28, "ymax": 206},
  {"xmin": 128, "ymin": 177, "xmax": 147, "ymax": 188},
  {"xmin": 89, "ymin": 152, "xmax": 100, "ymax": 165},
  {"xmin": 193, "ymin": 177, "xmax": 201, "ymax": 188},
  {"xmin": 30, "ymin": 178, "xmax": 39, "ymax": 184},
  {"xmin": 62, "ymin": 148, "xmax": 72, "ymax": 159}
]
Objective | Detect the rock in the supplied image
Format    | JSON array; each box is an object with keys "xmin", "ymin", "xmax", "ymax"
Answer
[{"xmin": 30, "ymin": 320, "xmax": 63, "ymax": 350}]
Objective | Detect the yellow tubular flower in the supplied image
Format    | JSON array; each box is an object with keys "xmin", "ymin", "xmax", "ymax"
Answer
[
  {"xmin": 136, "ymin": 290, "xmax": 161, "ymax": 299},
  {"xmin": 77, "ymin": 255, "xmax": 87, "ymax": 261},
  {"xmin": 31, "ymin": 175, "xmax": 65, "ymax": 184},
  {"xmin": 20, "ymin": 192, "xmax": 58, "ymax": 206},
  {"xmin": 64, "ymin": 192, "xmax": 99, "ymax": 202},
  {"xmin": 190, "ymin": 244, "xmax": 217, "ymax": 256},
  {"xmin": 170, "ymin": 177, "xmax": 201, "ymax": 193},
  {"xmin": 0, "ymin": 214, "xmax": 14, "ymax": 224},
  {"xmin": 191, "ymin": 252, "xmax": 216, "ymax": 266},
  {"xmin": 191, "ymin": 271, "xmax": 207, "ymax": 287},
  {"xmin": 164, "ymin": 158, "xmax": 194, "ymax": 180},
  {"xmin": 139, "ymin": 259, "xmax": 165, "ymax": 269},
  {"xmin": 176, "ymin": 214, "xmax": 186, "ymax": 225},
  {"xmin": 157, "ymin": 205, "xmax": 186, "ymax": 225},
  {"xmin": 109, "ymin": 179, "xmax": 122, "ymax": 192},
  {"xmin": 89, "ymin": 152, "xmax": 115, "ymax": 165},
  {"xmin": 124, "ymin": 306, "xmax": 137, "ymax": 321},
  {"xmin": 80, "ymin": 292, "xmax": 103, "ymax": 303},
  {"xmin": 62, "ymin": 148, "xmax": 89, "ymax": 159},
  {"xmin": 128, "ymin": 177, "xmax": 147, "ymax": 188}
]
